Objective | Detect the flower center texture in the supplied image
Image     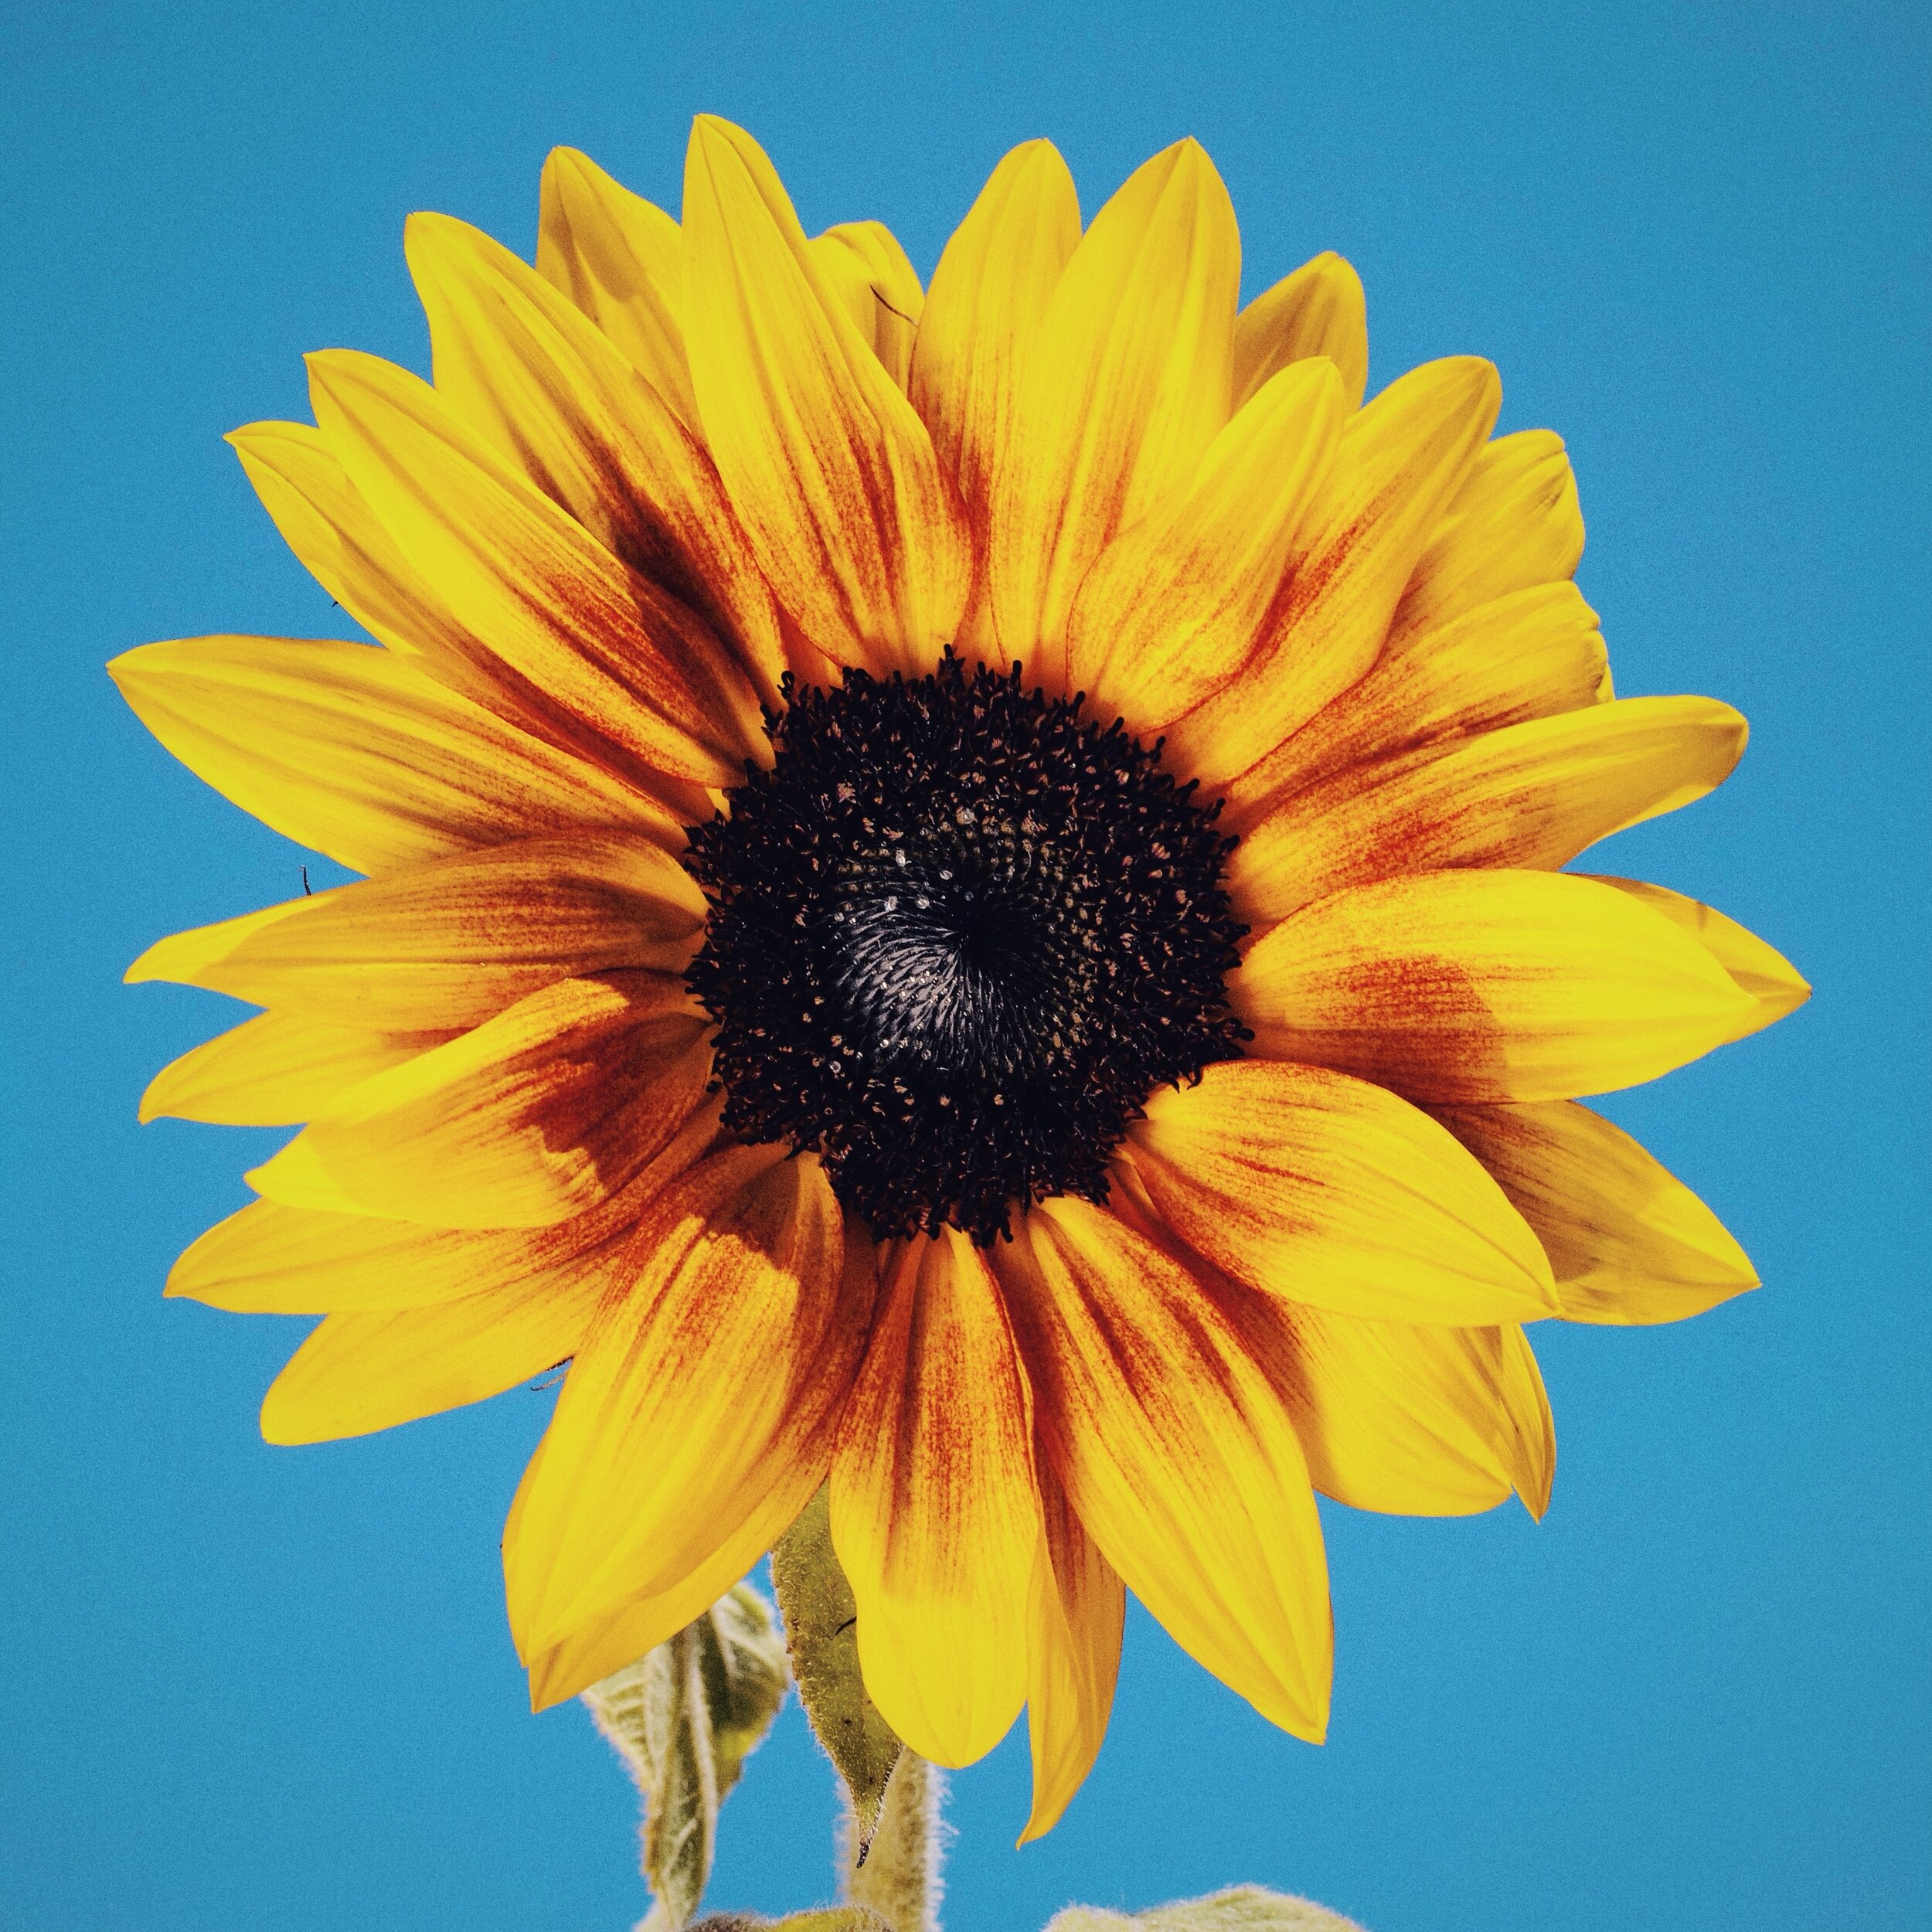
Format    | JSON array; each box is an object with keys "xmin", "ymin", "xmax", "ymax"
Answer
[{"xmin": 685, "ymin": 656, "xmax": 1250, "ymax": 1244}]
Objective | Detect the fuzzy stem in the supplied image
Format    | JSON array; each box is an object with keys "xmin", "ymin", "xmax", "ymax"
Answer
[{"xmin": 838, "ymin": 1750, "xmax": 947, "ymax": 1932}]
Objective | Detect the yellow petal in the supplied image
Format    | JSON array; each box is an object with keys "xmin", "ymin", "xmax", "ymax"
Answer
[
  {"xmin": 536, "ymin": 146, "xmax": 696, "ymax": 423},
  {"xmin": 1066, "ymin": 357, "xmax": 1345, "ymax": 730},
  {"xmin": 247, "ymin": 971, "xmax": 712, "ymax": 1226},
  {"xmin": 1587, "ymin": 878, "xmax": 1810, "ymax": 1040},
  {"xmin": 259, "ymin": 1279, "xmax": 600, "ymax": 1444},
  {"xmin": 1226, "ymin": 581, "xmax": 1608, "ymax": 829},
  {"xmin": 1228, "ymin": 695, "xmax": 1749, "ymax": 927},
  {"xmin": 1391, "ymin": 430, "xmax": 1584, "ymax": 645},
  {"xmin": 514, "ymin": 1244, "xmax": 877, "ymax": 1716},
  {"xmin": 308, "ymin": 348, "xmax": 763, "ymax": 787},
  {"xmin": 509, "ymin": 1389, "xmax": 835, "ymax": 1713},
  {"xmin": 1019, "ymin": 1459, "xmax": 1124, "ymax": 1843},
  {"xmin": 128, "ymin": 833, "xmax": 705, "ymax": 1032},
  {"xmin": 830, "ymin": 1230, "xmax": 1040, "ymax": 1767},
  {"xmin": 1237, "ymin": 1294, "xmax": 1554, "ymax": 1516},
  {"xmin": 1233, "ymin": 251, "xmax": 1369, "ymax": 412},
  {"xmin": 129, "ymin": 900, "xmax": 307, "ymax": 985},
  {"xmin": 1496, "ymin": 1323, "xmax": 1556, "ymax": 1516},
  {"xmin": 907, "ymin": 139, "xmax": 1082, "ymax": 658},
  {"xmin": 505, "ymin": 1145, "xmax": 862, "ymax": 1655},
  {"xmin": 988, "ymin": 139, "xmax": 1240, "ymax": 679},
  {"xmin": 809, "ymin": 220, "xmax": 925, "ymax": 389},
  {"xmin": 407, "ymin": 211, "xmax": 787, "ymax": 707},
  {"xmin": 1236, "ymin": 869, "xmax": 1760, "ymax": 1103},
  {"xmin": 525, "ymin": 1565, "xmax": 760, "ymax": 1713},
  {"xmin": 139, "ymin": 1009, "xmax": 449, "ymax": 1126},
  {"xmin": 1165, "ymin": 357, "xmax": 1504, "ymax": 787},
  {"xmin": 1229, "ymin": 572, "xmax": 1607, "ymax": 831},
  {"xmin": 109, "ymin": 635, "xmax": 684, "ymax": 876},
  {"xmin": 996, "ymin": 1196, "xmax": 1331, "ymax": 1741},
  {"xmin": 226, "ymin": 419, "xmax": 485, "ymax": 686},
  {"xmin": 681, "ymin": 115, "xmax": 971, "ymax": 676},
  {"xmin": 1433, "ymin": 1100, "xmax": 1759, "ymax": 1325},
  {"xmin": 228, "ymin": 424, "xmax": 720, "ymax": 811},
  {"xmin": 1126, "ymin": 1060, "xmax": 1556, "ymax": 1325},
  {"xmin": 175, "ymin": 1104, "xmax": 719, "ymax": 1315}
]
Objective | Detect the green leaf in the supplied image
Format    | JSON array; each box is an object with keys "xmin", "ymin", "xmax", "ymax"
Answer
[
  {"xmin": 1046, "ymin": 1888, "xmax": 1367, "ymax": 1932},
  {"xmin": 698, "ymin": 1583, "xmax": 792, "ymax": 1801},
  {"xmin": 770, "ymin": 1487, "xmax": 903, "ymax": 1850},
  {"xmin": 583, "ymin": 1586, "xmax": 791, "ymax": 1930}
]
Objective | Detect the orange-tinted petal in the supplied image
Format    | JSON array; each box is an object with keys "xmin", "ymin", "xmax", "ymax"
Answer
[
  {"xmin": 1019, "ymin": 1458, "xmax": 1124, "ymax": 1843},
  {"xmin": 128, "ymin": 833, "xmax": 706, "ymax": 1032},
  {"xmin": 996, "ymin": 1196, "xmax": 1331, "ymax": 1741},
  {"xmin": 831, "ymin": 1230, "xmax": 1039, "ymax": 1767},
  {"xmin": 1434, "ymin": 1100, "xmax": 1759, "ymax": 1325},
  {"xmin": 987, "ymin": 139, "xmax": 1240, "ymax": 680},
  {"xmin": 308, "ymin": 348, "xmax": 764, "ymax": 787},
  {"xmin": 1229, "ymin": 695, "xmax": 1748, "ymax": 927},
  {"xmin": 1127, "ymin": 1059, "xmax": 1556, "ymax": 1324},
  {"xmin": 1065, "ymin": 357, "xmax": 1344, "ymax": 730},
  {"xmin": 908, "ymin": 139, "xmax": 1082, "ymax": 658},
  {"xmin": 1165, "ymin": 357, "xmax": 1503, "ymax": 787},
  {"xmin": 173, "ymin": 1104, "xmax": 719, "ymax": 1314},
  {"xmin": 1236, "ymin": 869, "xmax": 1759, "ymax": 1103},
  {"xmin": 247, "ymin": 971, "xmax": 712, "ymax": 1226},
  {"xmin": 681, "ymin": 116, "xmax": 970, "ymax": 676},
  {"xmin": 109, "ymin": 635, "xmax": 685, "ymax": 875},
  {"xmin": 505, "ymin": 1145, "xmax": 861, "ymax": 1658},
  {"xmin": 407, "ymin": 211, "xmax": 786, "ymax": 706},
  {"xmin": 1226, "ymin": 582, "xmax": 1608, "ymax": 830}
]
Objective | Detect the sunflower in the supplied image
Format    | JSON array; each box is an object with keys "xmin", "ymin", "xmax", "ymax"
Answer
[{"xmin": 117, "ymin": 117, "xmax": 1807, "ymax": 1838}]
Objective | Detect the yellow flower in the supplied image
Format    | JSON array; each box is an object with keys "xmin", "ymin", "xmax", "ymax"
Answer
[{"xmin": 116, "ymin": 117, "xmax": 1807, "ymax": 1838}]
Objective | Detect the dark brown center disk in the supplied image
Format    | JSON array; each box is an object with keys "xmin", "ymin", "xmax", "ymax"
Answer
[{"xmin": 685, "ymin": 656, "xmax": 1249, "ymax": 1244}]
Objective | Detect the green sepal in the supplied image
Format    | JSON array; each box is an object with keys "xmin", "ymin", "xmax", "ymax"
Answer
[
  {"xmin": 583, "ymin": 1584, "xmax": 791, "ymax": 1930},
  {"xmin": 770, "ymin": 1487, "xmax": 903, "ymax": 1851}
]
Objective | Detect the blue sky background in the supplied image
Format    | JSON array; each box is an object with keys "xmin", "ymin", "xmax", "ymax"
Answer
[{"xmin": 2, "ymin": 2, "xmax": 1926, "ymax": 1927}]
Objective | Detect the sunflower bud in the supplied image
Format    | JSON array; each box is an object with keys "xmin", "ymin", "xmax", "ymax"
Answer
[{"xmin": 1047, "ymin": 1886, "xmax": 1367, "ymax": 1932}]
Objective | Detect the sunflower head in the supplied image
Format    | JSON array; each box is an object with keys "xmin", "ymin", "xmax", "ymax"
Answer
[{"xmin": 117, "ymin": 114, "xmax": 1806, "ymax": 1842}]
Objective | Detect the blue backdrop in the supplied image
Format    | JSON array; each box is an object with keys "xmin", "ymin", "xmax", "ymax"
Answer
[{"xmin": 3, "ymin": 2, "xmax": 1925, "ymax": 1927}]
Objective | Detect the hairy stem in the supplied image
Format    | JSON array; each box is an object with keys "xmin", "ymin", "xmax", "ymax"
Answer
[{"xmin": 839, "ymin": 1750, "xmax": 947, "ymax": 1932}]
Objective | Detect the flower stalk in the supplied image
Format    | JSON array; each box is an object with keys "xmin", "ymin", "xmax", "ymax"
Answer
[{"xmin": 840, "ymin": 1752, "xmax": 947, "ymax": 1932}]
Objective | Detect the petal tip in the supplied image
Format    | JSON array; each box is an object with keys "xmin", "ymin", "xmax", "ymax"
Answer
[
  {"xmin": 258, "ymin": 1385, "xmax": 308, "ymax": 1447},
  {"xmin": 400, "ymin": 207, "xmax": 451, "ymax": 252},
  {"xmin": 123, "ymin": 940, "xmax": 166, "ymax": 985},
  {"xmin": 525, "ymin": 1648, "xmax": 585, "ymax": 1713}
]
